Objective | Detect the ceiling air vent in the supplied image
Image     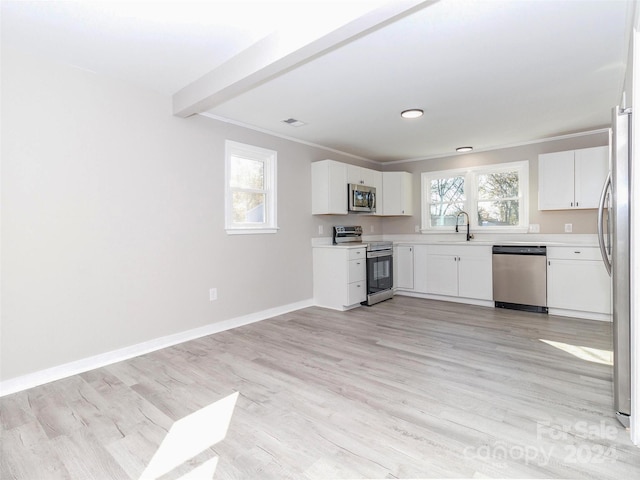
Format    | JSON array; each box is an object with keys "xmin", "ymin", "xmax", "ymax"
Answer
[{"xmin": 282, "ymin": 118, "xmax": 306, "ymax": 127}]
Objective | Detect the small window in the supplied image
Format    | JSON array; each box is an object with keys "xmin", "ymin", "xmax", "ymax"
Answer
[{"xmin": 225, "ymin": 141, "xmax": 277, "ymax": 234}]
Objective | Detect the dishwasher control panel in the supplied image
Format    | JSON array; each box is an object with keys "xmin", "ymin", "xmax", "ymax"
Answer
[{"xmin": 492, "ymin": 245, "xmax": 546, "ymax": 255}]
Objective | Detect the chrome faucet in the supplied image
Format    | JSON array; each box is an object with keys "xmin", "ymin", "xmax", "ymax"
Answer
[{"xmin": 455, "ymin": 211, "xmax": 474, "ymax": 241}]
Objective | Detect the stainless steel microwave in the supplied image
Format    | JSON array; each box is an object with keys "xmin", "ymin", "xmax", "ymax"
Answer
[{"xmin": 348, "ymin": 183, "xmax": 376, "ymax": 213}]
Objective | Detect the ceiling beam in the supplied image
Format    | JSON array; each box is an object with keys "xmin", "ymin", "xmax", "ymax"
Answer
[{"xmin": 172, "ymin": 0, "xmax": 437, "ymax": 118}]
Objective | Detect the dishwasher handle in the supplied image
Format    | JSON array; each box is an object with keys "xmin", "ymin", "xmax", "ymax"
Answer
[{"xmin": 492, "ymin": 245, "xmax": 546, "ymax": 256}]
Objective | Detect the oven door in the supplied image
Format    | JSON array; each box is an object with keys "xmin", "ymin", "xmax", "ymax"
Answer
[{"xmin": 366, "ymin": 251, "xmax": 393, "ymax": 293}]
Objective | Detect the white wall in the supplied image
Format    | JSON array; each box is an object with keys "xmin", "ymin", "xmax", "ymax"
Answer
[{"xmin": 0, "ymin": 48, "xmax": 359, "ymax": 383}]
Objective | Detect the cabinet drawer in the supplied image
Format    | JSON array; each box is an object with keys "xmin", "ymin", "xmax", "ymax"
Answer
[
  {"xmin": 547, "ymin": 246, "xmax": 603, "ymax": 261},
  {"xmin": 348, "ymin": 281, "xmax": 366, "ymax": 305},
  {"xmin": 348, "ymin": 258, "xmax": 366, "ymax": 283},
  {"xmin": 349, "ymin": 248, "xmax": 366, "ymax": 260}
]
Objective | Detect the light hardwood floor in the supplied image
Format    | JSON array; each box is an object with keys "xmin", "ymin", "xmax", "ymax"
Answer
[{"xmin": 1, "ymin": 296, "xmax": 639, "ymax": 479}]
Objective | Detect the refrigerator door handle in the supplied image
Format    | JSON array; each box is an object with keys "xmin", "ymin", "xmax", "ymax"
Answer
[{"xmin": 597, "ymin": 172, "xmax": 612, "ymax": 275}]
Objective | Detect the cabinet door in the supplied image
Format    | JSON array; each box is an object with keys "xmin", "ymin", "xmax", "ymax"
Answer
[
  {"xmin": 538, "ymin": 151, "xmax": 575, "ymax": 210},
  {"xmin": 425, "ymin": 254, "xmax": 458, "ymax": 296},
  {"xmin": 547, "ymin": 259, "xmax": 611, "ymax": 314},
  {"xmin": 413, "ymin": 245, "xmax": 429, "ymax": 293},
  {"xmin": 312, "ymin": 160, "xmax": 347, "ymax": 214},
  {"xmin": 396, "ymin": 246, "xmax": 414, "ymax": 290},
  {"xmin": 574, "ymin": 146, "xmax": 609, "ymax": 209},
  {"xmin": 347, "ymin": 165, "xmax": 366, "ymax": 185},
  {"xmin": 458, "ymin": 255, "xmax": 493, "ymax": 300},
  {"xmin": 400, "ymin": 172, "xmax": 413, "ymax": 216},
  {"xmin": 382, "ymin": 171, "xmax": 413, "ymax": 215},
  {"xmin": 368, "ymin": 169, "xmax": 383, "ymax": 216}
]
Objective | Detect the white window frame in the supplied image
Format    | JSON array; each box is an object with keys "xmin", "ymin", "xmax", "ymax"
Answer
[
  {"xmin": 421, "ymin": 160, "xmax": 529, "ymax": 233},
  {"xmin": 225, "ymin": 140, "xmax": 278, "ymax": 235}
]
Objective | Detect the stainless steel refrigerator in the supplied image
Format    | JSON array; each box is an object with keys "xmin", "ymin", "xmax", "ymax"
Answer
[{"xmin": 598, "ymin": 105, "xmax": 631, "ymax": 428}]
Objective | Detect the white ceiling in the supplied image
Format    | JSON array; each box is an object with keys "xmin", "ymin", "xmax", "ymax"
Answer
[{"xmin": 2, "ymin": 0, "xmax": 632, "ymax": 162}]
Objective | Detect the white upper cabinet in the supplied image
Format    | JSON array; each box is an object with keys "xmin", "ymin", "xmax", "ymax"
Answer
[
  {"xmin": 312, "ymin": 160, "xmax": 348, "ymax": 215},
  {"xmin": 574, "ymin": 147, "xmax": 610, "ymax": 209},
  {"xmin": 313, "ymin": 160, "xmax": 412, "ymax": 217},
  {"xmin": 382, "ymin": 171, "xmax": 413, "ymax": 216},
  {"xmin": 347, "ymin": 164, "xmax": 380, "ymax": 187},
  {"xmin": 538, "ymin": 146, "xmax": 608, "ymax": 210}
]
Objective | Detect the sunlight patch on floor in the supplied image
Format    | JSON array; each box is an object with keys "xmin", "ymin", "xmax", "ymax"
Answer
[
  {"xmin": 140, "ymin": 391, "xmax": 238, "ymax": 479},
  {"xmin": 539, "ymin": 339, "xmax": 613, "ymax": 366}
]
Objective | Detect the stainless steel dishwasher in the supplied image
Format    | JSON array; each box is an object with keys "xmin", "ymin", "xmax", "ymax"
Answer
[{"xmin": 492, "ymin": 245, "xmax": 548, "ymax": 313}]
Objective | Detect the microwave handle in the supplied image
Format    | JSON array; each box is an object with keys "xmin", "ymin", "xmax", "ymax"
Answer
[{"xmin": 369, "ymin": 192, "xmax": 376, "ymax": 210}]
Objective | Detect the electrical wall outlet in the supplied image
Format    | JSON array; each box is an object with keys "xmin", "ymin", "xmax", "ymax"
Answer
[
  {"xmin": 529, "ymin": 224, "xmax": 540, "ymax": 233},
  {"xmin": 209, "ymin": 288, "xmax": 218, "ymax": 301},
  {"xmin": 415, "ymin": 225, "xmax": 420, "ymax": 233},
  {"xmin": 564, "ymin": 223, "xmax": 573, "ymax": 233},
  {"xmin": 318, "ymin": 225, "xmax": 324, "ymax": 235},
  {"xmin": 370, "ymin": 225, "xmax": 374, "ymax": 233}
]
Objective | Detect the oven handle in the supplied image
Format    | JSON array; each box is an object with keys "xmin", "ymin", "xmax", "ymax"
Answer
[{"xmin": 366, "ymin": 250, "xmax": 392, "ymax": 259}]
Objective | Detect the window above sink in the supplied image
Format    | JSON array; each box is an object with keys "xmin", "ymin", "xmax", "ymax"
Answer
[{"xmin": 421, "ymin": 160, "xmax": 529, "ymax": 234}]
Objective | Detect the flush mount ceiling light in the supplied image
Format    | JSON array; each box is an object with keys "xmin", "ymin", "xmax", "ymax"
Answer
[
  {"xmin": 456, "ymin": 146, "xmax": 473, "ymax": 153},
  {"xmin": 401, "ymin": 109, "xmax": 424, "ymax": 119}
]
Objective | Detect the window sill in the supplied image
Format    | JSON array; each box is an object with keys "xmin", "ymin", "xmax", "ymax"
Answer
[
  {"xmin": 226, "ymin": 227, "xmax": 279, "ymax": 235},
  {"xmin": 420, "ymin": 227, "xmax": 529, "ymax": 234}
]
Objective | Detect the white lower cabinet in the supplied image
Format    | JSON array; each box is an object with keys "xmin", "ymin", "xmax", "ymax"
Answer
[
  {"xmin": 394, "ymin": 243, "xmax": 610, "ymax": 319},
  {"xmin": 395, "ymin": 245, "xmax": 414, "ymax": 290},
  {"xmin": 395, "ymin": 244, "xmax": 492, "ymax": 303},
  {"xmin": 396, "ymin": 244, "xmax": 427, "ymax": 292},
  {"xmin": 425, "ymin": 253, "xmax": 458, "ymax": 296},
  {"xmin": 547, "ymin": 247, "xmax": 611, "ymax": 319},
  {"xmin": 457, "ymin": 253, "xmax": 493, "ymax": 300},
  {"xmin": 425, "ymin": 245, "xmax": 493, "ymax": 301},
  {"xmin": 313, "ymin": 246, "xmax": 366, "ymax": 310}
]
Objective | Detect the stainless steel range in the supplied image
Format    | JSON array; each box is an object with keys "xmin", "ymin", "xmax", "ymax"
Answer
[{"xmin": 333, "ymin": 226, "xmax": 393, "ymax": 306}]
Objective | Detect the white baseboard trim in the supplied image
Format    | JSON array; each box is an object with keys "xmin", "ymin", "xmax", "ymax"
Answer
[
  {"xmin": 395, "ymin": 290, "xmax": 494, "ymax": 308},
  {"xmin": 548, "ymin": 308, "xmax": 612, "ymax": 322},
  {"xmin": 0, "ymin": 298, "xmax": 314, "ymax": 397}
]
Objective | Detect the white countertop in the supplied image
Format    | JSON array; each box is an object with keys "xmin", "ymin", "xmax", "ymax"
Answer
[
  {"xmin": 312, "ymin": 233, "xmax": 600, "ymax": 248},
  {"xmin": 394, "ymin": 240, "xmax": 599, "ymax": 247}
]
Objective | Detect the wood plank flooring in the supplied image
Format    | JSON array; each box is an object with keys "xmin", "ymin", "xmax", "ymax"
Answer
[{"xmin": 2, "ymin": 296, "xmax": 639, "ymax": 479}]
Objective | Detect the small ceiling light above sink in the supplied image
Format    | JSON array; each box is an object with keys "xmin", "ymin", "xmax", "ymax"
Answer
[
  {"xmin": 456, "ymin": 146, "xmax": 473, "ymax": 153},
  {"xmin": 401, "ymin": 109, "xmax": 424, "ymax": 119}
]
